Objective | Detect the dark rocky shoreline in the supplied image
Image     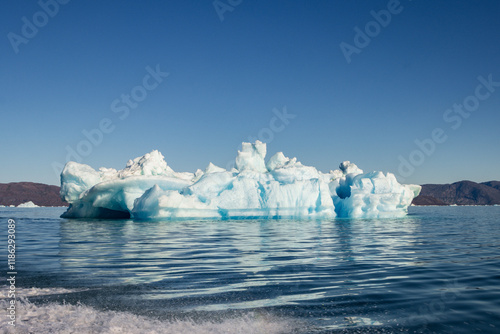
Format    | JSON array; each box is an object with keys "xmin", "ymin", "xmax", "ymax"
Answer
[
  {"xmin": 0, "ymin": 182, "xmax": 67, "ymax": 207},
  {"xmin": 412, "ymin": 181, "xmax": 500, "ymax": 206}
]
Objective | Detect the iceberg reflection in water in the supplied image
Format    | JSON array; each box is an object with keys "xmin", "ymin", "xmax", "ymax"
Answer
[{"xmin": 58, "ymin": 217, "xmax": 420, "ymax": 293}]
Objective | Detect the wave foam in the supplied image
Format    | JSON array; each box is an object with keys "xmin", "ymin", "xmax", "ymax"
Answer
[{"xmin": 0, "ymin": 288, "xmax": 298, "ymax": 334}]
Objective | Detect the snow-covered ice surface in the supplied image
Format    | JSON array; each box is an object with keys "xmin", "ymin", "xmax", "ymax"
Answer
[{"xmin": 60, "ymin": 141, "xmax": 420, "ymax": 220}]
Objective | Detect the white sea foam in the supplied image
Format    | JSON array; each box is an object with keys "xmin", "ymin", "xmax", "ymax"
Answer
[{"xmin": 0, "ymin": 288, "xmax": 298, "ymax": 334}]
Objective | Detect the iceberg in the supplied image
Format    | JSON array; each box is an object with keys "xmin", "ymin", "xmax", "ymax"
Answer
[
  {"xmin": 17, "ymin": 201, "xmax": 39, "ymax": 208},
  {"xmin": 60, "ymin": 141, "xmax": 420, "ymax": 220}
]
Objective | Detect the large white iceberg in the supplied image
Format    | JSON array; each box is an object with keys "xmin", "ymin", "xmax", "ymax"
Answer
[{"xmin": 60, "ymin": 141, "xmax": 420, "ymax": 220}]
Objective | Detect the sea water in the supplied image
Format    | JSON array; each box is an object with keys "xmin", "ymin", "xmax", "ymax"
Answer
[{"xmin": 0, "ymin": 206, "xmax": 499, "ymax": 333}]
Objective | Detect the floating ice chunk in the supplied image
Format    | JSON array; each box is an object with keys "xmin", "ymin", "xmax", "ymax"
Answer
[
  {"xmin": 17, "ymin": 201, "xmax": 39, "ymax": 207},
  {"xmin": 60, "ymin": 141, "xmax": 420, "ymax": 220}
]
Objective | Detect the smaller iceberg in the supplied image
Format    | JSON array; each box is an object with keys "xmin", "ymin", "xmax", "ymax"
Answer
[
  {"xmin": 60, "ymin": 141, "xmax": 420, "ymax": 220},
  {"xmin": 17, "ymin": 201, "xmax": 39, "ymax": 208}
]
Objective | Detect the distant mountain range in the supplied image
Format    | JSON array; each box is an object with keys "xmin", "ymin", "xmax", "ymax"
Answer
[
  {"xmin": 1, "ymin": 180, "xmax": 499, "ymax": 207},
  {"xmin": 0, "ymin": 182, "xmax": 67, "ymax": 207},
  {"xmin": 412, "ymin": 181, "xmax": 500, "ymax": 206}
]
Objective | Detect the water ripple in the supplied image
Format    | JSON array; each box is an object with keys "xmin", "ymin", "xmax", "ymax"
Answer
[{"xmin": 1, "ymin": 206, "xmax": 499, "ymax": 332}]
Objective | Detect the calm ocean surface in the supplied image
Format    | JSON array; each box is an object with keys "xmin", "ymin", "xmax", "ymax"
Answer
[{"xmin": 1, "ymin": 206, "xmax": 499, "ymax": 333}]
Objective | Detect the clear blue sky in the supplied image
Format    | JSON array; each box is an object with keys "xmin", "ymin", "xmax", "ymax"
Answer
[{"xmin": 1, "ymin": 0, "xmax": 499, "ymax": 186}]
